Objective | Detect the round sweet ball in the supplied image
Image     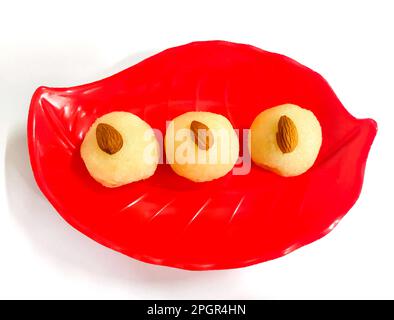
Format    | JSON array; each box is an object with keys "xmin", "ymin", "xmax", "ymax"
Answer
[
  {"xmin": 165, "ymin": 111, "xmax": 239, "ymax": 182},
  {"xmin": 250, "ymin": 104, "xmax": 322, "ymax": 177},
  {"xmin": 81, "ymin": 111, "xmax": 159, "ymax": 187}
]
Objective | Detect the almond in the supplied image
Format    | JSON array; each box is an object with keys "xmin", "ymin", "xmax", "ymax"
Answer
[
  {"xmin": 276, "ymin": 115, "xmax": 298, "ymax": 153},
  {"xmin": 190, "ymin": 120, "xmax": 214, "ymax": 151},
  {"xmin": 96, "ymin": 123, "xmax": 123, "ymax": 155}
]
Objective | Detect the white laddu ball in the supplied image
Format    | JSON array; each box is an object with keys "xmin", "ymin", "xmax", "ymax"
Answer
[
  {"xmin": 250, "ymin": 104, "xmax": 322, "ymax": 177},
  {"xmin": 81, "ymin": 111, "xmax": 159, "ymax": 187},
  {"xmin": 165, "ymin": 111, "xmax": 239, "ymax": 182}
]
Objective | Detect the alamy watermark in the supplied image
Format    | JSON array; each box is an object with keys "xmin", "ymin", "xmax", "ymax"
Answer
[{"xmin": 142, "ymin": 121, "xmax": 251, "ymax": 175}]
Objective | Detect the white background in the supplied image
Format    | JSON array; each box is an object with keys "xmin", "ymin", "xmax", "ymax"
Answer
[{"xmin": 1, "ymin": 0, "xmax": 393, "ymax": 299}]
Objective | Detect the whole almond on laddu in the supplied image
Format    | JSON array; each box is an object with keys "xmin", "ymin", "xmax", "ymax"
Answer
[
  {"xmin": 96, "ymin": 123, "xmax": 123, "ymax": 155},
  {"xmin": 190, "ymin": 120, "xmax": 214, "ymax": 151},
  {"xmin": 276, "ymin": 115, "xmax": 298, "ymax": 153}
]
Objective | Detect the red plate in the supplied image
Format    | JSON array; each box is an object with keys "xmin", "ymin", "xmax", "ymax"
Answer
[{"xmin": 28, "ymin": 41, "xmax": 377, "ymax": 270}]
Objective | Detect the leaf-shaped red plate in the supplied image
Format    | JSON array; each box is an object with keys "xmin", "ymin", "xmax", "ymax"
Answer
[{"xmin": 28, "ymin": 41, "xmax": 377, "ymax": 270}]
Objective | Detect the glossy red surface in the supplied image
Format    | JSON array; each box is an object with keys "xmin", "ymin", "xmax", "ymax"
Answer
[{"xmin": 28, "ymin": 41, "xmax": 377, "ymax": 270}]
